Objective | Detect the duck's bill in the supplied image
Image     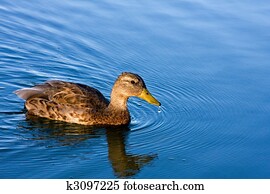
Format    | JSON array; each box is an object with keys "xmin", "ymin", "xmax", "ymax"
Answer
[{"xmin": 138, "ymin": 88, "xmax": 161, "ymax": 106}]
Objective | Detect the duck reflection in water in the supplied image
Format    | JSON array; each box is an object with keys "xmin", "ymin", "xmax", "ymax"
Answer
[{"xmin": 24, "ymin": 115, "xmax": 157, "ymax": 178}]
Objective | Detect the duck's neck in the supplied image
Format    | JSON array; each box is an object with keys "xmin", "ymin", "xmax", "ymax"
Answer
[
  {"xmin": 105, "ymin": 86, "xmax": 131, "ymax": 125},
  {"xmin": 108, "ymin": 89, "xmax": 129, "ymax": 111}
]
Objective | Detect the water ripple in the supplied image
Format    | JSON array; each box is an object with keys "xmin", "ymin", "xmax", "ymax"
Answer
[{"xmin": 126, "ymin": 67, "xmax": 264, "ymax": 156}]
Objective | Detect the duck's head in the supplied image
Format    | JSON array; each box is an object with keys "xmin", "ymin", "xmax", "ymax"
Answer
[{"xmin": 111, "ymin": 72, "xmax": 161, "ymax": 106}]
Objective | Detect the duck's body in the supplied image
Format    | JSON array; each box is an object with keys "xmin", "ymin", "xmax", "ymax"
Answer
[{"xmin": 15, "ymin": 72, "xmax": 160, "ymax": 126}]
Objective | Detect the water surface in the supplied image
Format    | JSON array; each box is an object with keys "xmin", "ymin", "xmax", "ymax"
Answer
[{"xmin": 1, "ymin": 0, "xmax": 270, "ymax": 178}]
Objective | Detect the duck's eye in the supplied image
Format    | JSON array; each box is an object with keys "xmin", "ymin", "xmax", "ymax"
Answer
[{"xmin": 131, "ymin": 80, "xmax": 135, "ymax": 85}]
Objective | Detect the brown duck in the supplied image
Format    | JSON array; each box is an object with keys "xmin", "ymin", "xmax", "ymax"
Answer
[{"xmin": 15, "ymin": 72, "xmax": 160, "ymax": 126}]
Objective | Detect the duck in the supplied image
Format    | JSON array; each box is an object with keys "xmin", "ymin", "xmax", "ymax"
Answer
[{"xmin": 14, "ymin": 72, "xmax": 161, "ymax": 126}]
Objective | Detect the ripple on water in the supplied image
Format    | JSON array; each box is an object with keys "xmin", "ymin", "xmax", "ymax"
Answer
[{"xmin": 127, "ymin": 66, "xmax": 262, "ymax": 156}]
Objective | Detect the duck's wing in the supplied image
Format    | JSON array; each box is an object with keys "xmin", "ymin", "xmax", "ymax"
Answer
[{"xmin": 15, "ymin": 80, "xmax": 109, "ymax": 109}]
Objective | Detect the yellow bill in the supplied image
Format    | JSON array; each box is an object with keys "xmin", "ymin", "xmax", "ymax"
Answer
[{"xmin": 138, "ymin": 88, "xmax": 161, "ymax": 106}]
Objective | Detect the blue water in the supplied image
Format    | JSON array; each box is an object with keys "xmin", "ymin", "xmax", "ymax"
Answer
[{"xmin": 1, "ymin": 0, "xmax": 270, "ymax": 178}]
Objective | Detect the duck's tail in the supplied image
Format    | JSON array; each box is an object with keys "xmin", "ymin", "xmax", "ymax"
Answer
[{"xmin": 14, "ymin": 88, "xmax": 44, "ymax": 100}]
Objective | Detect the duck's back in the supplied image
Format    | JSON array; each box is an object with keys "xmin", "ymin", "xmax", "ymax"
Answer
[{"xmin": 15, "ymin": 80, "xmax": 109, "ymax": 124}]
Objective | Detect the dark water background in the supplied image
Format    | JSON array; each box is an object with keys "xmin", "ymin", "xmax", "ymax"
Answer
[{"xmin": 1, "ymin": 0, "xmax": 270, "ymax": 178}]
